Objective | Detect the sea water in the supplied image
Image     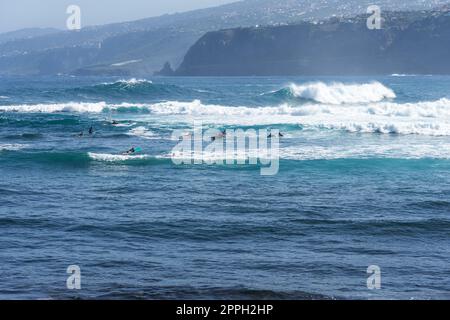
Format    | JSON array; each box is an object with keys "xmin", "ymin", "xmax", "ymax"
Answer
[{"xmin": 0, "ymin": 75, "xmax": 449, "ymax": 299}]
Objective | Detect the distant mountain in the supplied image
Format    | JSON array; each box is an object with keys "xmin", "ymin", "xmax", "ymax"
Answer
[
  {"xmin": 175, "ymin": 10, "xmax": 450, "ymax": 76},
  {"xmin": 0, "ymin": 28, "xmax": 60, "ymax": 44},
  {"xmin": 0, "ymin": 0, "xmax": 449, "ymax": 76}
]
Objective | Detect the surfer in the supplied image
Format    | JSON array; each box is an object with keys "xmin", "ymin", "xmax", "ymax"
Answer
[
  {"xmin": 77, "ymin": 132, "xmax": 84, "ymax": 137},
  {"xmin": 124, "ymin": 147, "xmax": 135, "ymax": 155},
  {"xmin": 268, "ymin": 132, "xmax": 284, "ymax": 138},
  {"xmin": 123, "ymin": 147, "xmax": 141, "ymax": 155},
  {"xmin": 88, "ymin": 126, "xmax": 94, "ymax": 135},
  {"xmin": 211, "ymin": 129, "xmax": 227, "ymax": 141},
  {"xmin": 111, "ymin": 120, "xmax": 119, "ymax": 125}
]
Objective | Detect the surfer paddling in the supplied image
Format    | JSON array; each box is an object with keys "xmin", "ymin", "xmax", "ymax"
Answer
[
  {"xmin": 123, "ymin": 147, "xmax": 136, "ymax": 155},
  {"xmin": 211, "ymin": 129, "xmax": 227, "ymax": 141},
  {"xmin": 123, "ymin": 147, "xmax": 141, "ymax": 155},
  {"xmin": 268, "ymin": 132, "xmax": 284, "ymax": 138}
]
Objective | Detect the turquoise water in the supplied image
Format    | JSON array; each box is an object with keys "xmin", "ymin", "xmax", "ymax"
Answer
[{"xmin": 0, "ymin": 75, "xmax": 449, "ymax": 299}]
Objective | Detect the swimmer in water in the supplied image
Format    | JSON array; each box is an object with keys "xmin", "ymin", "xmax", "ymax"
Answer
[
  {"xmin": 211, "ymin": 129, "xmax": 227, "ymax": 141},
  {"xmin": 123, "ymin": 147, "xmax": 136, "ymax": 155},
  {"xmin": 268, "ymin": 132, "xmax": 284, "ymax": 138}
]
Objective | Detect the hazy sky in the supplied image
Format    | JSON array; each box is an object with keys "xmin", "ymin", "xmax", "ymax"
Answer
[{"xmin": 0, "ymin": 0, "xmax": 238, "ymax": 33}]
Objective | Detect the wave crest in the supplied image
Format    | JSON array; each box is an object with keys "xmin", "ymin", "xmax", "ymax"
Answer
[
  {"xmin": 0, "ymin": 144, "xmax": 28, "ymax": 151},
  {"xmin": 88, "ymin": 152, "xmax": 150, "ymax": 162},
  {"xmin": 282, "ymin": 81, "xmax": 396, "ymax": 104},
  {"xmin": 4, "ymin": 97, "xmax": 450, "ymax": 136},
  {"xmin": 89, "ymin": 78, "xmax": 189, "ymax": 95},
  {"xmin": 0, "ymin": 102, "xmax": 108, "ymax": 113},
  {"xmin": 99, "ymin": 78, "xmax": 153, "ymax": 88}
]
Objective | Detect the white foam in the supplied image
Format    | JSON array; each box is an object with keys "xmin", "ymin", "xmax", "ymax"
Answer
[
  {"xmin": 168, "ymin": 149, "xmax": 265, "ymax": 162},
  {"xmin": 288, "ymin": 81, "xmax": 396, "ymax": 104},
  {"xmin": 144, "ymin": 99, "xmax": 450, "ymax": 136},
  {"xmin": 112, "ymin": 78, "xmax": 152, "ymax": 85},
  {"xmin": 88, "ymin": 152, "xmax": 149, "ymax": 162},
  {"xmin": 0, "ymin": 96, "xmax": 8, "ymax": 99},
  {"xmin": 4, "ymin": 96, "xmax": 450, "ymax": 136},
  {"xmin": 143, "ymin": 100, "xmax": 294, "ymax": 116},
  {"xmin": 165, "ymin": 143, "xmax": 450, "ymax": 162},
  {"xmin": 0, "ymin": 102, "xmax": 108, "ymax": 113},
  {"xmin": 113, "ymin": 122, "xmax": 135, "ymax": 127},
  {"xmin": 0, "ymin": 144, "xmax": 28, "ymax": 151},
  {"xmin": 317, "ymin": 122, "xmax": 450, "ymax": 136},
  {"xmin": 295, "ymin": 98, "xmax": 450, "ymax": 136},
  {"xmin": 279, "ymin": 142, "xmax": 450, "ymax": 160},
  {"xmin": 127, "ymin": 126, "xmax": 159, "ymax": 139}
]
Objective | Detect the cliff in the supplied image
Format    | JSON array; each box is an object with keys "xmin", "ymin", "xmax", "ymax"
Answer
[
  {"xmin": 175, "ymin": 10, "xmax": 450, "ymax": 76},
  {"xmin": 0, "ymin": 0, "xmax": 448, "ymax": 76}
]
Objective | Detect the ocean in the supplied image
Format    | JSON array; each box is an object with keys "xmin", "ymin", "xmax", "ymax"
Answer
[{"xmin": 0, "ymin": 75, "xmax": 449, "ymax": 299}]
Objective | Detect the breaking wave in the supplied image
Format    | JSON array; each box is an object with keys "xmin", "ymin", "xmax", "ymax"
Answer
[
  {"xmin": 0, "ymin": 144, "xmax": 28, "ymax": 151},
  {"xmin": 4, "ymin": 96, "xmax": 450, "ymax": 135},
  {"xmin": 0, "ymin": 151, "xmax": 170, "ymax": 166},
  {"xmin": 127, "ymin": 126, "xmax": 160, "ymax": 140},
  {"xmin": 69, "ymin": 79, "xmax": 193, "ymax": 98},
  {"xmin": 268, "ymin": 81, "xmax": 396, "ymax": 104},
  {"xmin": 88, "ymin": 152, "xmax": 151, "ymax": 162},
  {"xmin": 279, "ymin": 143, "xmax": 450, "ymax": 161},
  {"xmin": 0, "ymin": 102, "xmax": 109, "ymax": 113},
  {"xmin": 91, "ymin": 79, "xmax": 154, "ymax": 91}
]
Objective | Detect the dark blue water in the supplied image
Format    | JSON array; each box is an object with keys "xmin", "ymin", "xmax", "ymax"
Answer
[{"xmin": 0, "ymin": 75, "xmax": 449, "ymax": 299}]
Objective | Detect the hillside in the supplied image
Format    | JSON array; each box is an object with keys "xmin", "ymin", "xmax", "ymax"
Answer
[
  {"xmin": 0, "ymin": 28, "xmax": 60, "ymax": 44},
  {"xmin": 174, "ymin": 10, "xmax": 450, "ymax": 76},
  {"xmin": 0, "ymin": 0, "xmax": 449, "ymax": 76}
]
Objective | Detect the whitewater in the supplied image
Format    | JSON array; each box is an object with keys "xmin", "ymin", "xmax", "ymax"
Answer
[{"xmin": 2, "ymin": 81, "xmax": 450, "ymax": 136}]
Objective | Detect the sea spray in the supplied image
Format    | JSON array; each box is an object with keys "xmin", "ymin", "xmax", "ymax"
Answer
[{"xmin": 286, "ymin": 81, "xmax": 396, "ymax": 104}]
